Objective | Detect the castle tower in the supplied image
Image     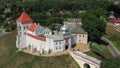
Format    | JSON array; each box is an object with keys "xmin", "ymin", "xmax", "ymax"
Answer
[
  {"xmin": 60, "ymin": 24, "xmax": 71, "ymax": 49},
  {"xmin": 16, "ymin": 11, "xmax": 33, "ymax": 50}
]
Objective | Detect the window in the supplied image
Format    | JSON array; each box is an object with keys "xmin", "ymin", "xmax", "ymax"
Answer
[
  {"xmin": 59, "ymin": 47, "xmax": 61, "ymax": 49},
  {"xmin": 19, "ymin": 26, "xmax": 21, "ymax": 30},
  {"xmin": 44, "ymin": 32, "xmax": 46, "ymax": 34},
  {"xmin": 29, "ymin": 45, "xmax": 31, "ymax": 49},
  {"xmin": 59, "ymin": 41, "xmax": 61, "ymax": 44},
  {"xmin": 24, "ymin": 27, "xmax": 26, "ymax": 29},
  {"xmin": 56, "ymin": 42, "xmax": 57, "ymax": 45},
  {"xmin": 26, "ymin": 26, "xmax": 28, "ymax": 28},
  {"xmin": 24, "ymin": 32, "xmax": 26, "ymax": 34},
  {"xmin": 79, "ymin": 35, "xmax": 81, "ymax": 37},
  {"xmin": 56, "ymin": 47, "xmax": 58, "ymax": 50},
  {"xmin": 61, "ymin": 41, "xmax": 63, "ymax": 44},
  {"xmin": 79, "ymin": 40, "xmax": 81, "ymax": 42}
]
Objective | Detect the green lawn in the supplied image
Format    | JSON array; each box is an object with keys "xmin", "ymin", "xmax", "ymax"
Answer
[
  {"xmin": 85, "ymin": 44, "xmax": 113, "ymax": 60},
  {"xmin": 0, "ymin": 52, "xmax": 80, "ymax": 68},
  {"xmin": 85, "ymin": 51, "xmax": 101, "ymax": 60},
  {"xmin": 22, "ymin": 0, "xmax": 39, "ymax": 2},
  {"xmin": 0, "ymin": 30, "xmax": 79, "ymax": 68},
  {"xmin": 99, "ymin": 44, "xmax": 112, "ymax": 56},
  {"xmin": 104, "ymin": 24, "xmax": 120, "ymax": 51},
  {"xmin": 0, "ymin": 30, "xmax": 17, "ymax": 64},
  {"xmin": 85, "ymin": 24, "xmax": 119, "ymax": 60},
  {"xmin": 85, "ymin": 45, "xmax": 113, "ymax": 60}
]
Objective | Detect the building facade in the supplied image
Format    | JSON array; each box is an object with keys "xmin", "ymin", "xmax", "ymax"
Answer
[
  {"xmin": 64, "ymin": 18, "xmax": 88, "ymax": 45},
  {"xmin": 16, "ymin": 12, "xmax": 88, "ymax": 54}
]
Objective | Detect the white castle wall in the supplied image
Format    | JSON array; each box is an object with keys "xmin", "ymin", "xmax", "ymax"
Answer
[{"xmin": 26, "ymin": 35, "xmax": 45, "ymax": 54}]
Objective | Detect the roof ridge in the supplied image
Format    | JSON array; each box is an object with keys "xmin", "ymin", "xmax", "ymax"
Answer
[{"xmin": 16, "ymin": 11, "xmax": 33, "ymax": 23}]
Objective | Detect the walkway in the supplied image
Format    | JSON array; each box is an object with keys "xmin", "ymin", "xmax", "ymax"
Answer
[{"xmin": 101, "ymin": 37, "xmax": 120, "ymax": 57}]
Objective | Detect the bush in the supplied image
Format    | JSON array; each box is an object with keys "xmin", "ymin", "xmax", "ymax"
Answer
[
  {"xmin": 101, "ymin": 58, "xmax": 120, "ymax": 68},
  {"xmin": 5, "ymin": 29, "xmax": 11, "ymax": 32}
]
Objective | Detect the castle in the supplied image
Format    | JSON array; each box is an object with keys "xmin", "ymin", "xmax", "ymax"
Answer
[{"xmin": 16, "ymin": 11, "xmax": 88, "ymax": 54}]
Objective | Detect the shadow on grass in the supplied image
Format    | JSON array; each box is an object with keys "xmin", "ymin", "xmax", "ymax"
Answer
[
  {"xmin": 96, "ymin": 39, "xmax": 109, "ymax": 46},
  {"xmin": 91, "ymin": 50, "xmax": 105, "ymax": 60}
]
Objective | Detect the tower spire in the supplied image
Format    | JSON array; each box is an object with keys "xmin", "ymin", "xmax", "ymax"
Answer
[{"xmin": 16, "ymin": 11, "xmax": 33, "ymax": 23}]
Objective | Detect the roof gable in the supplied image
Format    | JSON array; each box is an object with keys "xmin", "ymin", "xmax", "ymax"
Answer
[
  {"xmin": 28, "ymin": 23, "xmax": 37, "ymax": 32},
  {"xmin": 16, "ymin": 11, "xmax": 33, "ymax": 23}
]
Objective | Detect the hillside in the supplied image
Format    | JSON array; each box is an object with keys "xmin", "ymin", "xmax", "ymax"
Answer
[
  {"xmin": 101, "ymin": 24, "xmax": 120, "ymax": 67},
  {"xmin": 104, "ymin": 24, "xmax": 120, "ymax": 51},
  {"xmin": 0, "ymin": 30, "xmax": 79, "ymax": 68}
]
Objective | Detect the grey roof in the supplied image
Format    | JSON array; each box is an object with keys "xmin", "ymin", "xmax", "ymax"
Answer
[
  {"xmin": 42, "ymin": 28, "xmax": 52, "ymax": 32},
  {"xmin": 63, "ymin": 21, "xmax": 87, "ymax": 34},
  {"xmin": 35, "ymin": 24, "xmax": 52, "ymax": 33},
  {"xmin": 39, "ymin": 25, "xmax": 44, "ymax": 31},
  {"xmin": 70, "ymin": 25, "xmax": 87, "ymax": 34},
  {"xmin": 35, "ymin": 25, "xmax": 44, "ymax": 33}
]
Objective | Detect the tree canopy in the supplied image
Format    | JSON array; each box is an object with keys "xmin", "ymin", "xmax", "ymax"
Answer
[
  {"xmin": 101, "ymin": 58, "xmax": 120, "ymax": 68},
  {"xmin": 80, "ymin": 6, "xmax": 109, "ymax": 41},
  {"xmin": 0, "ymin": 0, "xmax": 113, "ymax": 41}
]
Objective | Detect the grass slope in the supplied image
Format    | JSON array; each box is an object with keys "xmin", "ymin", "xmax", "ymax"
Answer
[
  {"xmin": 0, "ymin": 30, "xmax": 79, "ymax": 68},
  {"xmin": 0, "ymin": 30, "xmax": 17, "ymax": 64},
  {"xmin": 104, "ymin": 24, "xmax": 120, "ymax": 51}
]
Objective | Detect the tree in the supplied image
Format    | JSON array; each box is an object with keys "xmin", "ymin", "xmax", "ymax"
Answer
[
  {"xmin": 81, "ymin": 13, "xmax": 106, "ymax": 41},
  {"xmin": 0, "ymin": 6, "xmax": 4, "ymax": 14},
  {"xmin": 101, "ymin": 58, "xmax": 120, "ymax": 68}
]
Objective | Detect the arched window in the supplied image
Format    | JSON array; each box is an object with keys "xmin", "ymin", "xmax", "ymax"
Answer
[
  {"xmin": 28, "ymin": 44, "xmax": 31, "ymax": 49},
  {"xmin": 84, "ymin": 63, "xmax": 90, "ymax": 68}
]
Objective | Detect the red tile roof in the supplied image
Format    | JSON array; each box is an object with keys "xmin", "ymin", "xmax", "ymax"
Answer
[
  {"xmin": 8, "ymin": 19, "xmax": 15, "ymax": 24},
  {"xmin": 109, "ymin": 18, "xmax": 120, "ymax": 24},
  {"xmin": 26, "ymin": 33, "xmax": 46, "ymax": 41},
  {"xmin": 16, "ymin": 11, "xmax": 33, "ymax": 23},
  {"xmin": 28, "ymin": 23, "xmax": 37, "ymax": 32}
]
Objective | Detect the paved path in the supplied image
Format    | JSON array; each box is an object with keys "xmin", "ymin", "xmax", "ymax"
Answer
[
  {"xmin": 69, "ymin": 51, "xmax": 101, "ymax": 68},
  {"xmin": 101, "ymin": 37, "xmax": 120, "ymax": 57}
]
